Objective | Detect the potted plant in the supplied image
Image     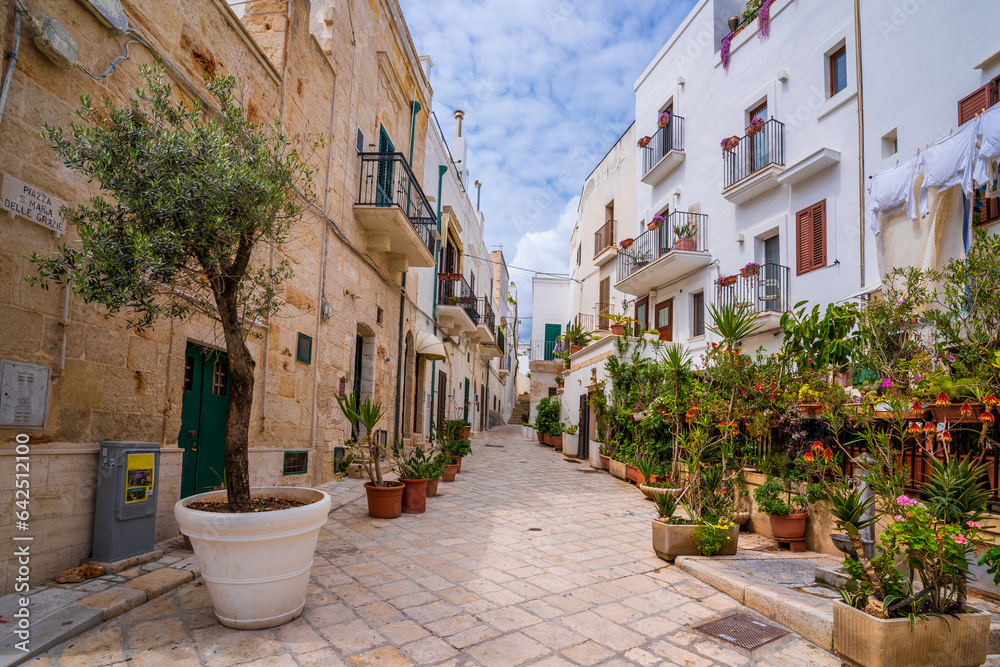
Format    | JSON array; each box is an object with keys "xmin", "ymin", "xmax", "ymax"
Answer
[
  {"xmin": 425, "ymin": 454, "xmax": 447, "ymax": 498},
  {"xmin": 619, "ymin": 237, "xmax": 634, "ymax": 250},
  {"xmin": 563, "ymin": 422, "xmax": 578, "ymax": 455},
  {"xmin": 648, "ymin": 215, "xmax": 664, "ymax": 231},
  {"xmin": 598, "ymin": 443, "xmax": 611, "ymax": 470},
  {"xmin": 609, "ymin": 454, "xmax": 627, "ymax": 480},
  {"xmin": 740, "ymin": 261, "xmax": 761, "ymax": 278},
  {"xmin": 605, "ymin": 313, "xmax": 637, "ymax": 336},
  {"xmin": 31, "ymin": 70, "xmax": 336, "ymax": 630},
  {"xmin": 442, "ymin": 438, "xmax": 472, "ymax": 472},
  {"xmin": 438, "ymin": 272, "xmax": 461, "ymax": 282},
  {"xmin": 721, "ymin": 135, "xmax": 741, "ymax": 153},
  {"xmin": 657, "ymin": 110, "xmax": 671, "ymax": 129},
  {"xmin": 745, "ymin": 117, "xmax": 765, "ymax": 136},
  {"xmin": 829, "ymin": 450, "xmax": 994, "ymax": 667},
  {"xmin": 637, "ymin": 135, "xmax": 651, "ymax": 149},
  {"xmin": 651, "ymin": 490, "xmax": 739, "ymax": 562},
  {"xmin": 396, "ymin": 448, "xmax": 439, "ymax": 514},
  {"xmin": 535, "ymin": 397, "xmax": 561, "ymax": 446},
  {"xmin": 520, "ymin": 412, "xmax": 531, "ymax": 439},
  {"xmin": 559, "ymin": 322, "xmax": 596, "ymax": 354},
  {"xmin": 752, "ymin": 447, "xmax": 830, "ymax": 552},
  {"xmin": 339, "ymin": 394, "xmax": 404, "ymax": 519},
  {"xmin": 673, "ymin": 222, "xmax": 698, "ymax": 251},
  {"xmin": 634, "ymin": 457, "xmax": 657, "ymax": 486}
]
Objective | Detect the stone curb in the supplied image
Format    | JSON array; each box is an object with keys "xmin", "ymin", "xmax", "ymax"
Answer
[
  {"xmin": 1, "ymin": 568, "xmax": 198, "ymax": 667},
  {"xmin": 676, "ymin": 554, "xmax": 834, "ymax": 652}
]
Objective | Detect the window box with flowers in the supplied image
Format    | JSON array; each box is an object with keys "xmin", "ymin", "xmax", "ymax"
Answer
[
  {"xmin": 647, "ymin": 215, "xmax": 664, "ymax": 231},
  {"xmin": 745, "ymin": 117, "xmax": 765, "ymax": 137},
  {"xmin": 740, "ymin": 262, "xmax": 761, "ymax": 278},
  {"xmin": 657, "ymin": 111, "xmax": 671, "ymax": 129},
  {"xmin": 721, "ymin": 135, "xmax": 741, "ymax": 154},
  {"xmin": 673, "ymin": 222, "xmax": 698, "ymax": 251},
  {"xmin": 637, "ymin": 135, "xmax": 651, "ymax": 149}
]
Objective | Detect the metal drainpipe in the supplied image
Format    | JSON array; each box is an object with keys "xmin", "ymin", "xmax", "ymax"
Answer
[
  {"xmin": 429, "ymin": 164, "xmax": 448, "ymax": 437},
  {"xmin": 0, "ymin": 6, "xmax": 22, "ymax": 129},
  {"xmin": 394, "ymin": 100, "xmax": 422, "ymax": 444},
  {"xmin": 854, "ymin": 0, "xmax": 866, "ymax": 288}
]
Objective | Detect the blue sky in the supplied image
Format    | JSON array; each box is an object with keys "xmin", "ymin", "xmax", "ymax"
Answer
[{"xmin": 399, "ymin": 0, "xmax": 698, "ymax": 339}]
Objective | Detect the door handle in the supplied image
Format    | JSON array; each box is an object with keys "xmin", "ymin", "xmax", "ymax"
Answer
[
  {"xmin": 190, "ymin": 443, "xmax": 198, "ymax": 452},
  {"xmin": 187, "ymin": 429, "xmax": 196, "ymax": 438}
]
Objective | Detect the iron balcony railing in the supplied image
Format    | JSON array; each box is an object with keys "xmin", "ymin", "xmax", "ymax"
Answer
[
  {"xmin": 616, "ymin": 211, "xmax": 709, "ymax": 283},
  {"xmin": 500, "ymin": 354, "xmax": 512, "ymax": 372},
  {"xmin": 529, "ymin": 340, "xmax": 559, "ymax": 362},
  {"xmin": 357, "ymin": 152, "xmax": 436, "ymax": 257},
  {"xmin": 594, "ymin": 219, "xmax": 614, "ymax": 256},
  {"xmin": 475, "ymin": 296, "xmax": 495, "ymax": 333},
  {"xmin": 495, "ymin": 325, "xmax": 506, "ymax": 353},
  {"xmin": 437, "ymin": 275, "xmax": 479, "ymax": 323},
  {"xmin": 574, "ymin": 313, "xmax": 596, "ymax": 332},
  {"xmin": 722, "ymin": 118, "xmax": 785, "ymax": 189},
  {"xmin": 641, "ymin": 115, "xmax": 685, "ymax": 176},
  {"xmin": 717, "ymin": 262, "xmax": 790, "ymax": 315}
]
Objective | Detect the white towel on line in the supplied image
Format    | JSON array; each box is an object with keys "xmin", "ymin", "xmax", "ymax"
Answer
[
  {"xmin": 918, "ymin": 116, "xmax": 981, "ymax": 216},
  {"xmin": 869, "ymin": 153, "xmax": 921, "ymax": 235}
]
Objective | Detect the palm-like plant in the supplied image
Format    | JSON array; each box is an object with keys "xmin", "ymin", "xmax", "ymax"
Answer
[
  {"xmin": 654, "ymin": 490, "xmax": 681, "ymax": 520},
  {"xmin": 336, "ymin": 393, "xmax": 390, "ymax": 486},
  {"xmin": 828, "ymin": 487, "xmax": 884, "ymax": 602},
  {"xmin": 922, "ymin": 454, "xmax": 991, "ymax": 525},
  {"xmin": 707, "ymin": 302, "xmax": 761, "ymax": 346},
  {"xmin": 559, "ymin": 322, "xmax": 597, "ymax": 348}
]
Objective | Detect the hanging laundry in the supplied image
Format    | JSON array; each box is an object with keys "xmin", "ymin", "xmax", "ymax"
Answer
[
  {"xmin": 918, "ymin": 116, "xmax": 981, "ymax": 216},
  {"xmin": 973, "ymin": 104, "xmax": 1000, "ymax": 197},
  {"xmin": 868, "ymin": 153, "xmax": 921, "ymax": 235}
]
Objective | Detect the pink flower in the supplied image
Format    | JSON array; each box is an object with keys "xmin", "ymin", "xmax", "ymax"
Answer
[
  {"xmin": 894, "ymin": 515, "xmax": 904, "ymax": 521},
  {"xmin": 968, "ymin": 521, "xmax": 982, "ymax": 529},
  {"xmin": 952, "ymin": 534, "xmax": 968, "ymax": 545},
  {"xmin": 896, "ymin": 495, "xmax": 915, "ymax": 507}
]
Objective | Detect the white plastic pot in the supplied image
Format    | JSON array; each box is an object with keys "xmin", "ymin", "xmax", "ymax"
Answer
[{"xmin": 174, "ymin": 486, "xmax": 331, "ymax": 629}]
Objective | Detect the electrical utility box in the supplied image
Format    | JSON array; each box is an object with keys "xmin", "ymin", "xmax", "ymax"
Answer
[{"xmin": 92, "ymin": 441, "xmax": 161, "ymax": 562}]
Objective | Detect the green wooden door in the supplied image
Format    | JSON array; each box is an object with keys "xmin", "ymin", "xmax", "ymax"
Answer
[
  {"xmin": 376, "ymin": 126, "xmax": 395, "ymax": 206},
  {"xmin": 463, "ymin": 379, "xmax": 470, "ymax": 422},
  {"xmin": 544, "ymin": 323, "xmax": 561, "ymax": 361},
  {"xmin": 179, "ymin": 343, "xmax": 230, "ymax": 497}
]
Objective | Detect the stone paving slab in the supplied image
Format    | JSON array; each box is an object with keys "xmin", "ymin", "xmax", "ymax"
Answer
[{"xmin": 31, "ymin": 425, "xmax": 847, "ymax": 666}]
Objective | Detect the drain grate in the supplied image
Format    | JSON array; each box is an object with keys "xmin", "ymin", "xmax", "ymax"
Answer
[
  {"xmin": 578, "ymin": 469, "xmax": 600, "ymax": 473},
  {"xmin": 563, "ymin": 459, "xmax": 581, "ymax": 464},
  {"xmin": 694, "ymin": 613, "xmax": 788, "ymax": 650},
  {"xmin": 485, "ymin": 444, "xmax": 504, "ymax": 448}
]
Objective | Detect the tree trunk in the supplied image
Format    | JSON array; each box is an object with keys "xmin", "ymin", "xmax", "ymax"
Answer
[{"xmin": 216, "ymin": 288, "xmax": 255, "ymax": 512}]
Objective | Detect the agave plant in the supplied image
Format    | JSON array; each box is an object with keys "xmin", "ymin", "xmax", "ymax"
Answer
[
  {"xmin": 635, "ymin": 457, "xmax": 658, "ymax": 482},
  {"xmin": 922, "ymin": 454, "xmax": 990, "ymax": 525},
  {"xmin": 336, "ymin": 393, "xmax": 390, "ymax": 486},
  {"xmin": 654, "ymin": 490, "xmax": 682, "ymax": 521},
  {"xmin": 828, "ymin": 486, "xmax": 884, "ymax": 602},
  {"xmin": 706, "ymin": 302, "xmax": 761, "ymax": 346}
]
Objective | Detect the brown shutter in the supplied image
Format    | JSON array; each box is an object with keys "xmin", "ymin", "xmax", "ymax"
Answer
[
  {"xmin": 796, "ymin": 201, "xmax": 826, "ymax": 275},
  {"xmin": 959, "ymin": 83, "xmax": 993, "ymax": 125},
  {"xmin": 795, "ymin": 208, "xmax": 811, "ymax": 275}
]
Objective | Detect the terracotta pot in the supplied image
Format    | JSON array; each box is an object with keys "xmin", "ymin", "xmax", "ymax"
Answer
[
  {"xmin": 647, "ymin": 221, "xmax": 660, "ymax": 231},
  {"xmin": 442, "ymin": 462, "xmax": 459, "ymax": 482},
  {"xmin": 620, "ymin": 238, "xmax": 633, "ymax": 249},
  {"xmin": 557, "ymin": 380, "xmax": 564, "ymax": 388},
  {"xmin": 649, "ymin": 475, "xmax": 660, "ymax": 484},
  {"xmin": 364, "ymin": 482, "xmax": 404, "ymax": 519},
  {"xmin": 456, "ymin": 456, "xmax": 463, "ymax": 473},
  {"xmin": 798, "ymin": 403, "xmax": 823, "ymax": 415},
  {"xmin": 626, "ymin": 465, "xmax": 642, "ymax": 484},
  {"xmin": 461, "ymin": 425, "xmax": 472, "ymax": 438},
  {"xmin": 598, "ymin": 454, "xmax": 610, "ymax": 469},
  {"xmin": 554, "ymin": 435, "xmax": 563, "ymax": 452},
  {"xmin": 537, "ymin": 432, "xmax": 545, "ymax": 444},
  {"xmin": 674, "ymin": 238, "xmax": 696, "ymax": 251},
  {"xmin": 719, "ymin": 275, "xmax": 738, "ymax": 287},
  {"xmin": 400, "ymin": 478, "xmax": 428, "ymax": 514},
  {"xmin": 832, "ymin": 600, "xmax": 990, "ymax": 667},
  {"xmin": 426, "ymin": 477, "xmax": 440, "ymax": 497},
  {"xmin": 570, "ymin": 345, "xmax": 582, "ymax": 354},
  {"xmin": 769, "ymin": 512, "xmax": 808, "ymax": 541},
  {"xmin": 611, "ymin": 324, "xmax": 625, "ymax": 335}
]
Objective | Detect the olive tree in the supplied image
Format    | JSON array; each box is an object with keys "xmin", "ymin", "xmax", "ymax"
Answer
[{"xmin": 28, "ymin": 64, "xmax": 314, "ymax": 511}]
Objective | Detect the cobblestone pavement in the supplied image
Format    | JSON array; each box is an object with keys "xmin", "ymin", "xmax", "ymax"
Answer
[{"xmin": 33, "ymin": 425, "xmax": 840, "ymax": 666}]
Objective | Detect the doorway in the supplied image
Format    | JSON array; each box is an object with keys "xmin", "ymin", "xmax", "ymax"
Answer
[
  {"xmin": 436, "ymin": 370, "xmax": 447, "ymax": 435},
  {"xmin": 463, "ymin": 379, "xmax": 470, "ymax": 423},
  {"xmin": 655, "ymin": 299, "xmax": 674, "ymax": 341},
  {"xmin": 480, "ymin": 384, "xmax": 487, "ymax": 431},
  {"xmin": 762, "ymin": 235, "xmax": 781, "ymax": 312},
  {"xmin": 749, "ymin": 102, "xmax": 769, "ymax": 173},
  {"xmin": 376, "ymin": 125, "xmax": 395, "ymax": 205},
  {"xmin": 578, "ymin": 393, "xmax": 590, "ymax": 461},
  {"xmin": 179, "ymin": 343, "xmax": 230, "ymax": 497}
]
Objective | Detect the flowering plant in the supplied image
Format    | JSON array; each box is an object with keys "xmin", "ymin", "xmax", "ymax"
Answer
[
  {"xmin": 693, "ymin": 518, "xmax": 736, "ymax": 556},
  {"xmin": 657, "ymin": 111, "xmax": 671, "ymax": 129},
  {"xmin": 745, "ymin": 117, "xmax": 765, "ymax": 136},
  {"xmin": 720, "ymin": 135, "xmax": 740, "ymax": 153},
  {"xmin": 721, "ymin": 33, "xmax": 732, "ymax": 70},
  {"xmin": 637, "ymin": 135, "xmax": 651, "ymax": 148}
]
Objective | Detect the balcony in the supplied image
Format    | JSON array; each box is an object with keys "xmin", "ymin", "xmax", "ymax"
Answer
[
  {"xmin": 474, "ymin": 297, "xmax": 496, "ymax": 343},
  {"xmin": 640, "ymin": 116, "xmax": 685, "ymax": 186},
  {"xmin": 593, "ymin": 219, "xmax": 616, "ymax": 266},
  {"xmin": 480, "ymin": 324, "xmax": 504, "ymax": 360},
  {"xmin": 721, "ymin": 119, "xmax": 786, "ymax": 204},
  {"xmin": 716, "ymin": 262, "xmax": 790, "ymax": 334},
  {"xmin": 499, "ymin": 353, "xmax": 512, "ymax": 378},
  {"xmin": 355, "ymin": 152, "xmax": 437, "ymax": 270},
  {"xmin": 436, "ymin": 276, "xmax": 478, "ymax": 337},
  {"xmin": 574, "ymin": 302, "xmax": 613, "ymax": 333},
  {"xmin": 614, "ymin": 211, "xmax": 711, "ymax": 296},
  {"xmin": 528, "ymin": 340, "xmax": 559, "ymax": 362}
]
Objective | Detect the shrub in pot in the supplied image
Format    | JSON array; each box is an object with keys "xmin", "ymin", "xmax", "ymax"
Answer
[
  {"xmin": 753, "ymin": 476, "xmax": 808, "ymax": 547},
  {"xmin": 650, "ymin": 491, "xmax": 738, "ymax": 562},
  {"xmin": 827, "ymin": 437, "xmax": 995, "ymax": 667},
  {"xmin": 442, "ymin": 438, "xmax": 472, "ymax": 473},
  {"xmin": 338, "ymin": 395, "xmax": 403, "ymax": 518},
  {"xmin": 535, "ymin": 396, "xmax": 562, "ymax": 446},
  {"xmin": 28, "ymin": 70, "xmax": 331, "ymax": 628},
  {"xmin": 397, "ymin": 448, "xmax": 442, "ymax": 513}
]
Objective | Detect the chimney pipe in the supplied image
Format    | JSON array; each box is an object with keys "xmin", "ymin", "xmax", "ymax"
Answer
[
  {"xmin": 475, "ymin": 180, "xmax": 482, "ymax": 211},
  {"xmin": 454, "ymin": 109, "xmax": 465, "ymax": 137}
]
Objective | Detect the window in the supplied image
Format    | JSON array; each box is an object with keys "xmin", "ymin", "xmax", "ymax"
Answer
[
  {"xmin": 212, "ymin": 362, "xmax": 228, "ymax": 396},
  {"xmin": 795, "ymin": 200, "xmax": 827, "ymax": 275},
  {"xmin": 283, "ymin": 451, "xmax": 308, "ymax": 475},
  {"xmin": 296, "ymin": 333, "xmax": 313, "ymax": 364},
  {"xmin": 376, "ymin": 306, "xmax": 384, "ymax": 325},
  {"xmin": 960, "ymin": 79, "xmax": 1000, "ymax": 225},
  {"xmin": 828, "ymin": 46, "xmax": 847, "ymax": 97},
  {"xmin": 881, "ymin": 129, "xmax": 898, "ymax": 160},
  {"xmin": 634, "ymin": 297, "xmax": 648, "ymax": 335},
  {"xmin": 576, "ymin": 244, "xmax": 581, "ymax": 266},
  {"xmin": 356, "ymin": 127, "xmax": 365, "ymax": 153},
  {"xmin": 691, "ymin": 292, "xmax": 705, "ymax": 337}
]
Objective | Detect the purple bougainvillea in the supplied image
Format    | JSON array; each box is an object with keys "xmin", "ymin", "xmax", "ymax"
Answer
[
  {"xmin": 758, "ymin": 0, "xmax": 776, "ymax": 39},
  {"xmin": 721, "ymin": 33, "xmax": 732, "ymax": 70}
]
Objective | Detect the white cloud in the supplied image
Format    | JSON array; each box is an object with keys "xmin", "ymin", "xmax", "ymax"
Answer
[{"xmin": 399, "ymin": 0, "xmax": 698, "ymax": 339}]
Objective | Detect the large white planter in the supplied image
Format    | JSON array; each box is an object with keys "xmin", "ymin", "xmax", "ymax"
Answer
[
  {"xmin": 563, "ymin": 432, "xmax": 578, "ymax": 456},
  {"xmin": 527, "ymin": 425, "xmax": 536, "ymax": 440},
  {"xmin": 174, "ymin": 486, "xmax": 331, "ymax": 629},
  {"xmin": 521, "ymin": 424, "xmax": 530, "ymax": 439}
]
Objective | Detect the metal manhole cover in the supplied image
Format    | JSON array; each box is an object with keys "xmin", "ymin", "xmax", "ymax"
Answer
[{"xmin": 694, "ymin": 613, "xmax": 788, "ymax": 650}]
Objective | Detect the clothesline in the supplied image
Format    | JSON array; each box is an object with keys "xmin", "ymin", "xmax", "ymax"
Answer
[{"xmin": 869, "ymin": 104, "xmax": 1000, "ymax": 237}]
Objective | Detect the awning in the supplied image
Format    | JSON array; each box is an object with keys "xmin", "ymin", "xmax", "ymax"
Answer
[{"xmin": 415, "ymin": 330, "xmax": 446, "ymax": 360}]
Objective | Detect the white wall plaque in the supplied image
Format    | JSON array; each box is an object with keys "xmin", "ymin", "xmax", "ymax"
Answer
[{"xmin": 2, "ymin": 173, "xmax": 66, "ymax": 237}]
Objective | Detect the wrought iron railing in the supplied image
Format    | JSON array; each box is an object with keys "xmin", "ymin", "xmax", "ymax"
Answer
[
  {"xmin": 722, "ymin": 119, "xmax": 785, "ymax": 189},
  {"xmin": 616, "ymin": 211, "xmax": 709, "ymax": 283},
  {"xmin": 594, "ymin": 219, "xmax": 614, "ymax": 256},
  {"xmin": 475, "ymin": 296, "xmax": 495, "ymax": 333},
  {"xmin": 574, "ymin": 313, "xmax": 596, "ymax": 332},
  {"xmin": 717, "ymin": 262, "xmax": 789, "ymax": 314},
  {"xmin": 495, "ymin": 325, "xmax": 506, "ymax": 353},
  {"xmin": 641, "ymin": 115, "xmax": 685, "ymax": 175},
  {"xmin": 357, "ymin": 152, "xmax": 436, "ymax": 257},
  {"xmin": 529, "ymin": 340, "xmax": 558, "ymax": 362},
  {"xmin": 437, "ymin": 275, "xmax": 479, "ymax": 323}
]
